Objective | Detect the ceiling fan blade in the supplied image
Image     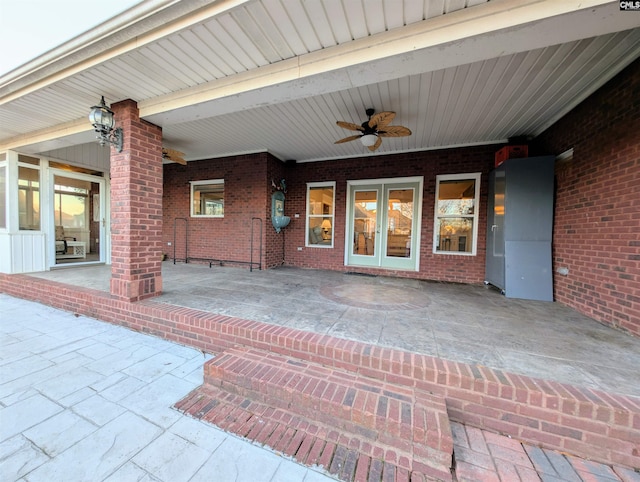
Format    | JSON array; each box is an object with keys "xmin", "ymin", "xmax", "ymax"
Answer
[
  {"xmin": 337, "ymin": 121, "xmax": 364, "ymax": 132},
  {"xmin": 368, "ymin": 136, "xmax": 383, "ymax": 151},
  {"xmin": 368, "ymin": 111, "xmax": 395, "ymax": 130},
  {"xmin": 335, "ymin": 135, "xmax": 361, "ymax": 144},
  {"xmin": 378, "ymin": 126, "xmax": 412, "ymax": 137},
  {"xmin": 163, "ymin": 147, "xmax": 187, "ymax": 165}
]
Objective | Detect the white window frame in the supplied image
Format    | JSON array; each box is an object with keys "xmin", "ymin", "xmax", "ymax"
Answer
[
  {"xmin": 306, "ymin": 181, "xmax": 336, "ymax": 248},
  {"xmin": 190, "ymin": 179, "xmax": 224, "ymax": 218},
  {"xmin": 433, "ymin": 172, "xmax": 481, "ymax": 256}
]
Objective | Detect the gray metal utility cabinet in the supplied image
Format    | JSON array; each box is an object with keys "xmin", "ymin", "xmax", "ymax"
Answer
[{"xmin": 485, "ymin": 155, "xmax": 555, "ymax": 301}]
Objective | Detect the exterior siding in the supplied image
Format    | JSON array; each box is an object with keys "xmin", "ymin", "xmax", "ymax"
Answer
[{"xmin": 533, "ymin": 59, "xmax": 640, "ymax": 336}]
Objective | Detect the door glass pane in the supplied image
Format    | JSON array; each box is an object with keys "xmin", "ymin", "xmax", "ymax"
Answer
[
  {"xmin": 352, "ymin": 190, "xmax": 377, "ymax": 256},
  {"xmin": 54, "ymin": 175, "xmax": 92, "ymax": 262},
  {"xmin": 386, "ymin": 188, "xmax": 413, "ymax": 258}
]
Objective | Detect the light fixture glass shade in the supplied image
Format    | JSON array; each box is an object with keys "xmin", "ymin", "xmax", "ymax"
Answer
[
  {"xmin": 361, "ymin": 134, "xmax": 377, "ymax": 147},
  {"xmin": 88, "ymin": 96, "xmax": 123, "ymax": 152},
  {"xmin": 321, "ymin": 219, "xmax": 332, "ymax": 230},
  {"xmin": 89, "ymin": 96, "xmax": 115, "ymax": 130}
]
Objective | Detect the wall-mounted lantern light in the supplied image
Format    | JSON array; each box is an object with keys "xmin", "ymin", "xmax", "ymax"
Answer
[{"xmin": 89, "ymin": 96, "xmax": 123, "ymax": 152}]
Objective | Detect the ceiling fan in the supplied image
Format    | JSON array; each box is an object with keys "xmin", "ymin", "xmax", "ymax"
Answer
[
  {"xmin": 162, "ymin": 147, "xmax": 186, "ymax": 165},
  {"xmin": 335, "ymin": 108, "xmax": 411, "ymax": 151}
]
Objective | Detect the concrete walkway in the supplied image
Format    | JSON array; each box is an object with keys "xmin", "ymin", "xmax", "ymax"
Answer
[{"xmin": 0, "ymin": 294, "xmax": 334, "ymax": 482}]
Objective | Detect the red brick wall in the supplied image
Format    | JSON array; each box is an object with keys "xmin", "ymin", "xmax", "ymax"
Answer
[
  {"xmin": 286, "ymin": 147, "xmax": 496, "ymax": 283},
  {"xmin": 163, "ymin": 153, "xmax": 284, "ymax": 269},
  {"xmin": 533, "ymin": 59, "xmax": 640, "ymax": 336},
  {"xmin": 110, "ymin": 99, "xmax": 163, "ymax": 301},
  {"xmin": 163, "ymin": 147, "xmax": 495, "ymax": 281}
]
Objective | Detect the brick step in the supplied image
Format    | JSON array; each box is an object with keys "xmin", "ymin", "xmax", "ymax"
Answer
[
  {"xmin": 176, "ymin": 383, "xmax": 450, "ymax": 482},
  {"xmin": 197, "ymin": 346, "xmax": 454, "ymax": 481}
]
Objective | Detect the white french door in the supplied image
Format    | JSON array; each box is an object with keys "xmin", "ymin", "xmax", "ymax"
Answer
[{"xmin": 345, "ymin": 177, "xmax": 423, "ymax": 271}]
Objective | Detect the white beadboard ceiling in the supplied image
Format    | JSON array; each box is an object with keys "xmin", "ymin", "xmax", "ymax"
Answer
[{"xmin": 1, "ymin": 0, "xmax": 639, "ymax": 164}]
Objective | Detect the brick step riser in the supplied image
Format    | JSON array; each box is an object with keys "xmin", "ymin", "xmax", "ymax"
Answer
[
  {"xmin": 203, "ymin": 349, "xmax": 453, "ymax": 469},
  {"xmin": 206, "ymin": 367, "xmax": 412, "ymax": 436},
  {"xmin": 175, "ymin": 385, "xmax": 454, "ymax": 482}
]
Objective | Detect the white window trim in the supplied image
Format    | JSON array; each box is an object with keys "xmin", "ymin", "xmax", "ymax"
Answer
[
  {"xmin": 190, "ymin": 179, "xmax": 224, "ymax": 218},
  {"xmin": 433, "ymin": 172, "xmax": 481, "ymax": 256},
  {"xmin": 306, "ymin": 181, "xmax": 336, "ymax": 248}
]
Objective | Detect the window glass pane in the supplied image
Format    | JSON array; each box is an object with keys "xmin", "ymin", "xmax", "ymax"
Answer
[
  {"xmin": 192, "ymin": 182, "xmax": 224, "ymax": 216},
  {"xmin": 0, "ymin": 166, "xmax": 6, "ymax": 229},
  {"xmin": 19, "ymin": 166, "xmax": 40, "ymax": 230},
  {"xmin": 50, "ymin": 161, "xmax": 103, "ymax": 176},
  {"xmin": 309, "ymin": 187, "xmax": 333, "ymax": 215},
  {"xmin": 18, "ymin": 154, "xmax": 40, "ymax": 166},
  {"xmin": 436, "ymin": 217, "xmax": 473, "ymax": 253},
  {"xmin": 309, "ymin": 217, "xmax": 333, "ymax": 245},
  {"xmin": 437, "ymin": 179, "xmax": 476, "ymax": 215},
  {"xmin": 434, "ymin": 174, "xmax": 480, "ymax": 255},
  {"xmin": 307, "ymin": 184, "xmax": 334, "ymax": 246}
]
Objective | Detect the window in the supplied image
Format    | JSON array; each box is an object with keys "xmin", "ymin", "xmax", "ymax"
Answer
[
  {"xmin": 191, "ymin": 180, "xmax": 224, "ymax": 217},
  {"xmin": 433, "ymin": 173, "xmax": 480, "ymax": 255},
  {"xmin": 19, "ymin": 165, "xmax": 40, "ymax": 230},
  {"xmin": 306, "ymin": 182, "xmax": 335, "ymax": 247}
]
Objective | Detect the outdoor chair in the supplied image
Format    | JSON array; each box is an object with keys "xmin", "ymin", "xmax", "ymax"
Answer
[{"xmin": 55, "ymin": 226, "xmax": 75, "ymax": 255}]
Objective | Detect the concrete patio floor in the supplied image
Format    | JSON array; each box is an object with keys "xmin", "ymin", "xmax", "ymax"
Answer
[{"xmin": 30, "ymin": 262, "xmax": 640, "ymax": 398}]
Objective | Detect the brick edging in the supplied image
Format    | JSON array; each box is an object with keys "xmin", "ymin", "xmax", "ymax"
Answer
[{"xmin": 2, "ymin": 273, "xmax": 638, "ymax": 469}]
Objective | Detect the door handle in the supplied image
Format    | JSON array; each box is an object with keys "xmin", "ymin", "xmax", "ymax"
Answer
[{"xmin": 491, "ymin": 224, "xmax": 498, "ymax": 232}]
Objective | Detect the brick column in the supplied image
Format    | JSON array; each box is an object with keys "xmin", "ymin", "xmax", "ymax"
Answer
[{"xmin": 109, "ymin": 99, "xmax": 163, "ymax": 301}]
